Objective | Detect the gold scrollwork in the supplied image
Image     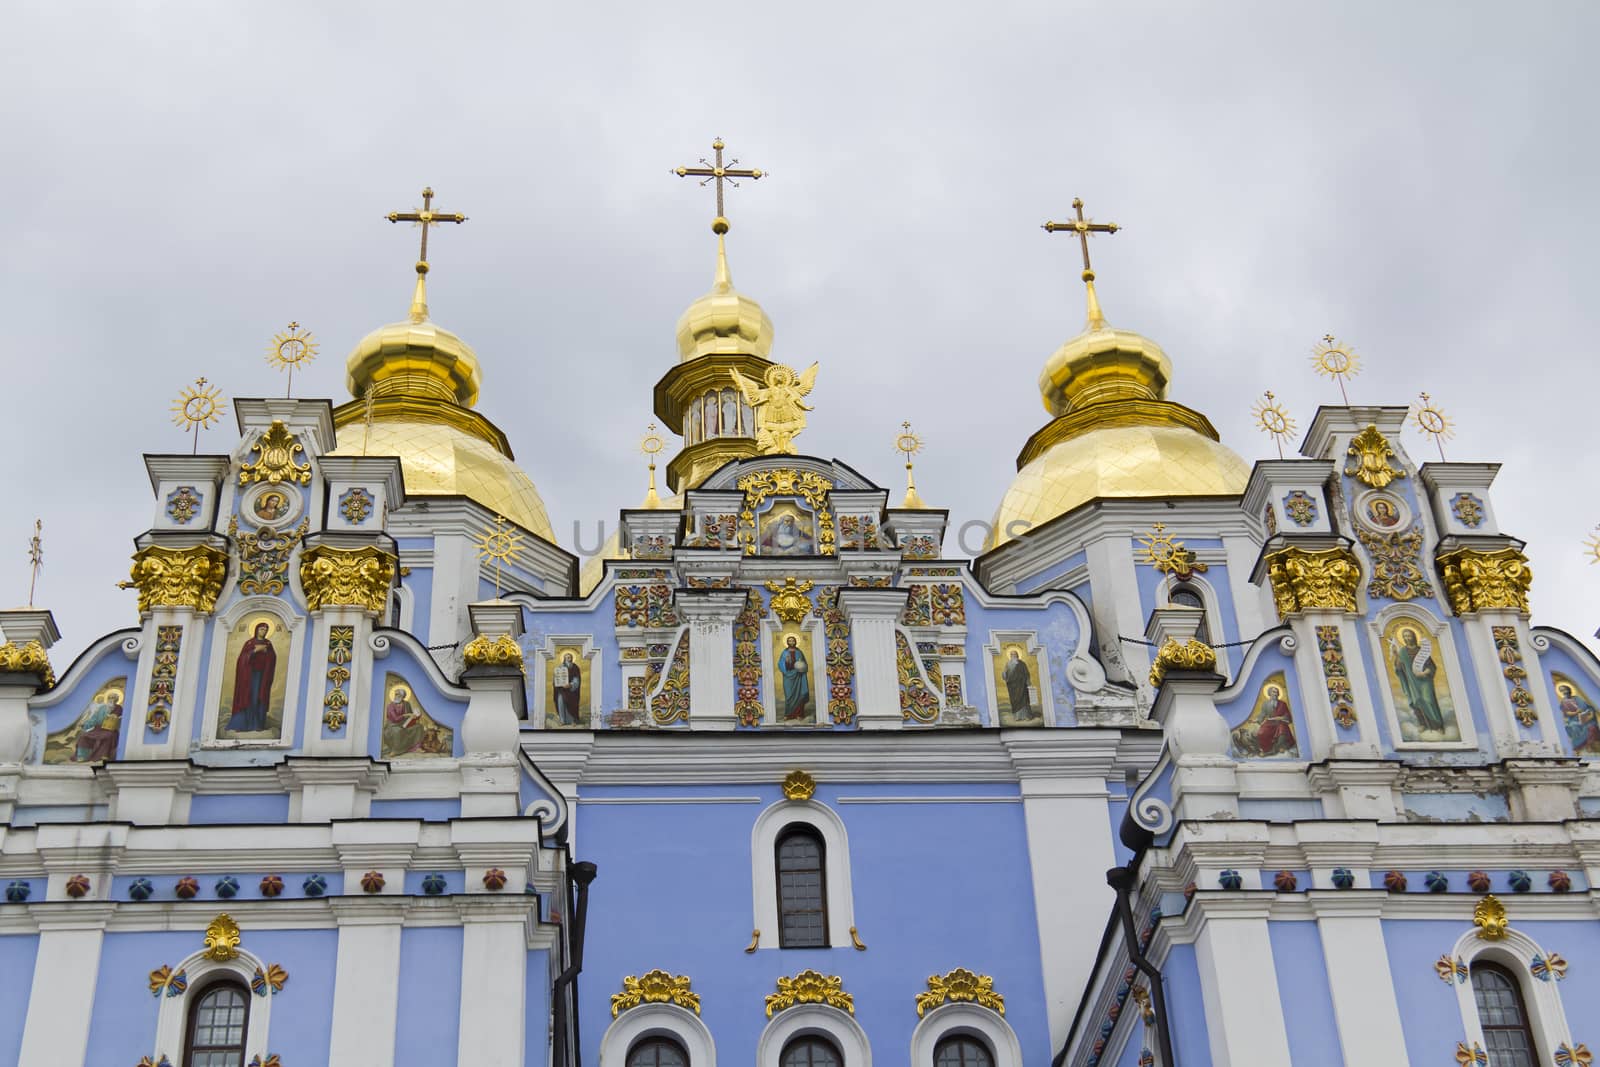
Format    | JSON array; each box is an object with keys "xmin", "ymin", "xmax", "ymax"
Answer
[
  {"xmin": 0, "ymin": 640, "xmax": 55, "ymax": 688},
  {"xmin": 782, "ymin": 770, "xmax": 816, "ymax": 801},
  {"xmin": 736, "ymin": 468, "xmax": 836, "ymax": 556},
  {"xmin": 1264, "ymin": 546, "xmax": 1361, "ymax": 618},
  {"xmin": 1344, "ymin": 424, "xmax": 1404, "ymax": 488},
  {"xmin": 765, "ymin": 969, "xmax": 853, "ymax": 1018},
  {"xmin": 125, "ymin": 544, "xmax": 228, "ymax": 614},
  {"xmin": 462, "ymin": 633, "xmax": 524, "ymax": 670},
  {"xmin": 1148, "ymin": 637, "xmax": 1218, "ymax": 687},
  {"xmin": 299, "ymin": 545, "xmax": 396, "ymax": 614},
  {"xmin": 1473, "ymin": 894, "xmax": 1509, "ymax": 940},
  {"xmin": 230, "ymin": 517, "xmax": 309, "ymax": 598},
  {"xmin": 764, "ymin": 577, "xmax": 815, "ymax": 624},
  {"xmin": 914, "ymin": 967, "xmax": 1005, "ymax": 1018},
  {"xmin": 239, "ymin": 420, "xmax": 312, "ymax": 486},
  {"xmin": 203, "ymin": 913, "xmax": 242, "ymax": 961},
  {"xmin": 1438, "ymin": 547, "xmax": 1533, "ymax": 615},
  {"xmin": 610, "ymin": 969, "xmax": 700, "ymax": 1018}
]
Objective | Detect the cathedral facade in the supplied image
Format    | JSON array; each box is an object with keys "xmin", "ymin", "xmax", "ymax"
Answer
[{"xmin": 0, "ymin": 184, "xmax": 1596, "ymax": 1067}]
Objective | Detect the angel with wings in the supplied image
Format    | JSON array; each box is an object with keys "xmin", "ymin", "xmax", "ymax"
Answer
[{"xmin": 730, "ymin": 362, "xmax": 819, "ymax": 455}]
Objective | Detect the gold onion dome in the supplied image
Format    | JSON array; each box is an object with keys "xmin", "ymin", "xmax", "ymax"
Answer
[
  {"xmin": 987, "ymin": 280, "xmax": 1249, "ymax": 549},
  {"xmin": 330, "ymin": 272, "xmax": 555, "ymax": 540},
  {"xmin": 674, "ymin": 218, "xmax": 774, "ymax": 362}
]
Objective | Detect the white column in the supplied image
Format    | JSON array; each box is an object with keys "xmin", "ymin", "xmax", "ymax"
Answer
[
  {"xmin": 836, "ymin": 588, "xmax": 911, "ymax": 730},
  {"xmin": 1084, "ymin": 536, "xmax": 1149, "ymax": 688},
  {"xmin": 458, "ymin": 908, "xmax": 530, "ymax": 1067},
  {"xmin": 19, "ymin": 910, "xmax": 113, "ymax": 1066},
  {"xmin": 1312, "ymin": 896, "xmax": 1411, "ymax": 1065},
  {"xmin": 674, "ymin": 591, "xmax": 745, "ymax": 731},
  {"xmin": 1193, "ymin": 905, "xmax": 1294, "ymax": 1067},
  {"xmin": 328, "ymin": 904, "xmax": 403, "ymax": 1067},
  {"xmin": 1006, "ymin": 736, "xmax": 1119, "ymax": 1050}
]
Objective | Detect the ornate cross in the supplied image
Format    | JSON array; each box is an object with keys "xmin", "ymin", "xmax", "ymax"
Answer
[
  {"xmin": 675, "ymin": 138, "xmax": 764, "ymax": 224},
  {"xmin": 1044, "ymin": 197, "xmax": 1119, "ymax": 281},
  {"xmin": 387, "ymin": 187, "xmax": 467, "ymax": 272}
]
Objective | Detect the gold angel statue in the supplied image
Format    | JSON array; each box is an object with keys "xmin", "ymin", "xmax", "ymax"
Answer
[{"xmin": 730, "ymin": 362, "xmax": 819, "ymax": 455}]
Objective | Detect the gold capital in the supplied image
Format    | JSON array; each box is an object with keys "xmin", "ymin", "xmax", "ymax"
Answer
[
  {"xmin": 125, "ymin": 544, "xmax": 228, "ymax": 614},
  {"xmin": 1149, "ymin": 637, "xmax": 1218, "ymax": 687},
  {"xmin": 0, "ymin": 641, "xmax": 54, "ymax": 688},
  {"xmin": 1438, "ymin": 547, "xmax": 1532, "ymax": 616},
  {"xmin": 1265, "ymin": 546, "xmax": 1362, "ymax": 618},
  {"xmin": 462, "ymin": 632, "xmax": 523, "ymax": 671},
  {"xmin": 299, "ymin": 545, "xmax": 396, "ymax": 615}
]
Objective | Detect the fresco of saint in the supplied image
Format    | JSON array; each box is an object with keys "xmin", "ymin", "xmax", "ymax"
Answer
[
  {"xmin": 1229, "ymin": 672, "xmax": 1299, "ymax": 758},
  {"xmin": 550, "ymin": 650, "xmax": 584, "ymax": 727},
  {"xmin": 381, "ymin": 677, "xmax": 453, "ymax": 758},
  {"xmin": 1553, "ymin": 674, "xmax": 1600, "ymax": 755},
  {"xmin": 775, "ymin": 633, "xmax": 813, "ymax": 722},
  {"xmin": 1384, "ymin": 620, "xmax": 1460, "ymax": 742},
  {"xmin": 43, "ymin": 679, "xmax": 127, "ymax": 765}
]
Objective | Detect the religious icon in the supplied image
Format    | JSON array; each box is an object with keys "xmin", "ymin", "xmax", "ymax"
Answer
[
  {"xmin": 758, "ymin": 504, "xmax": 817, "ymax": 556},
  {"xmin": 1382, "ymin": 618, "xmax": 1461, "ymax": 742},
  {"xmin": 380, "ymin": 675, "xmax": 453, "ymax": 758},
  {"xmin": 1229, "ymin": 672, "xmax": 1299, "ymax": 758},
  {"xmin": 43, "ymin": 678, "xmax": 128, "ymax": 765},
  {"xmin": 991, "ymin": 643, "xmax": 1043, "ymax": 726},
  {"xmin": 730, "ymin": 362, "xmax": 819, "ymax": 455},
  {"xmin": 252, "ymin": 490, "xmax": 290, "ymax": 524},
  {"xmin": 772, "ymin": 630, "xmax": 816, "ymax": 724},
  {"xmin": 217, "ymin": 616, "xmax": 287, "ymax": 740},
  {"xmin": 1552, "ymin": 673, "xmax": 1600, "ymax": 756},
  {"xmin": 1361, "ymin": 494, "xmax": 1405, "ymax": 530},
  {"xmin": 546, "ymin": 646, "xmax": 588, "ymax": 728}
]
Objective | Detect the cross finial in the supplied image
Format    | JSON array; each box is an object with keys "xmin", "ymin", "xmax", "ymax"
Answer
[
  {"xmin": 895, "ymin": 421, "xmax": 926, "ymax": 509},
  {"xmin": 26, "ymin": 519, "xmax": 41, "ymax": 607},
  {"xmin": 674, "ymin": 138, "xmax": 764, "ymax": 235},
  {"xmin": 387, "ymin": 186, "xmax": 467, "ymax": 321},
  {"xmin": 1043, "ymin": 197, "xmax": 1119, "ymax": 329},
  {"xmin": 640, "ymin": 423, "xmax": 667, "ymax": 509}
]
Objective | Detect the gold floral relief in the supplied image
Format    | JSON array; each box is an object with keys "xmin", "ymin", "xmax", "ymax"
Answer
[
  {"xmin": 1264, "ymin": 546, "xmax": 1361, "ymax": 618},
  {"xmin": 1355, "ymin": 524, "xmax": 1434, "ymax": 602},
  {"xmin": 239, "ymin": 420, "xmax": 312, "ymax": 486},
  {"xmin": 1438, "ymin": 547, "xmax": 1532, "ymax": 615},
  {"xmin": 203, "ymin": 913, "xmax": 242, "ymax": 961},
  {"xmin": 765, "ymin": 969, "xmax": 853, "ymax": 1017},
  {"xmin": 299, "ymin": 545, "xmax": 396, "ymax": 614},
  {"xmin": 610, "ymin": 970, "xmax": 700, "ymax": 1018},
  {"xmin": 125, "ymin": 544, "xmax": 229, "ymax": 614},
  {"xmin": 0, "ymin": 640, "xmax": 55, "ymax": 687},
  {"xmin": 1148, "ymin": 637, "xmax": 1218, "ymax": 687},
  {"xmin": 764, "ymin": 577, "xmax": 815, "ymax": 624},
  {"xmin": 462, "ymin": 633, "xmax": 524, "ymax": 670},
  {"xmin": 915, "ymin": 968, "xmax": 1005, "ymax": 1017},
  {"xmin": 1344, "ymin": 424, "xmax": 1404, "ymax": 488}
]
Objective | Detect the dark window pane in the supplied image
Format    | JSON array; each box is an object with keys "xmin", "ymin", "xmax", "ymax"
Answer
[
  {"xmin": 1471, "ymin": 963, "xmax": 1536, "ymax": 1067},
  {"xmin": 781, "ymin": 1036, "xmax": 842, "ymax": 1067},
  {"xmin": 776, "ymin": 827, "xmax": 828, "ymax": 948},
  {"xmin": 186, "ymin": 982, "xmax": 249, "ymax": 1067},
  {"xmin": 627, "ymin": 1036, "xmax": 688, "ymax": 1067},
  {"xmin": 934, "ymin": 1036, "xmax": 995, "ymax": 1067}
]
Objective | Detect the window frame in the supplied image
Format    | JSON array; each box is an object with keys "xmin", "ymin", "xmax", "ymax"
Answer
[
  {"xmin": 1447, "ymin": 926, "xmax": 1576, "ymax": 1064},
  {"xmin": 780, "ymin": 1033, "xmax": 844, "ymax": 1067},
  {"xmin": 599, "ymin": 1002, "xmax": 716, "ymax": 1067},
  {"xmin": 1470, "ymin": 961, "xmax": 1538, "ymax": 1067},
  {"xmin": 909, "ymin": 1004, "xmax": 1022, "ymax": 1067},
  {"xmin": 750, "ymin": 797, "xmax": 856, "ymax": 952},
  {"xmin": 184, "ymin": 977, "xmax": 251, "ymax": 1066},
  {"xmin": 145, "ymin": 945, "xmax": 273, "ymax": 1067},
  {"xmin": 932, "ymin": 1033, "xmax": 994, "ymax": 1067},
  {"xmin": 626, "ymin": 1033, "xmax": 691, "ymax": 1067},
  {"xmin": 775, "ymin": 824, "xmax": 830, "ymax": 948}
]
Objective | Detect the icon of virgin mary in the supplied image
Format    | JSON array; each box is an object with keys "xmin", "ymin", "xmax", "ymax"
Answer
[{"xmin": 227, "ymin": 621, "xmax": 277, "ymax": 733}]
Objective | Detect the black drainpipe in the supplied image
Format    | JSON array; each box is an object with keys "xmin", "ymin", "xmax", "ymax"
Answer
[
  {"xmin": 1107, "ymin": 862, "xmax": 1176, "ymax": 1067},
  {"xmin": 552, "ymin": 858, "xmax": 598, "ymax": 1067}
]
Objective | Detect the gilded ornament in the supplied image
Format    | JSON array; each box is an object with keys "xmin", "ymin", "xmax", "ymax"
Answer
[
  {"xmin": 914, "ymin": 968, "xmax": 1005, "ymax": 1018},
  {"xmin": 817, "ymin": 587, "xmax": 857, "ymax": 725},
  {"xmin": 1531, "ymin": 953, "xmax": 1568, "ymax": 981},
  {"xmin": 338, "ymin": 488, "xmax": 374, "ymax": 525},
  {"xmin": 1556, "ymin": 1044, "xmax": 1593, "ymax": 1067},
  {"xmin": 1310, "ymin": 334, "xmax": 1361, "ymax": 404},
  {"xmin": 203, "ymin": 913, "xmax": 242, "ymax": 961},
  {"xmin": 239, "ymin": 420, "xmax": 312, "ymax": 486},
  {"xmin": 735, "ymin": 468, "xmax": 836, "ymax": 556},
  {"xmin": 731, "ymin": 362, "xmax": 819, "ymax": 455},
  {"xmin": 166, "ymin": 486, "xmax": 202, "ymax": 525},
  {"xmin": 1252, "ymin": 390, "xmax": 1297, "ymax": 459},
  {"xmin": 1130, "ymin": 984, "xmax": 1154, "ymax": 1023},
  {"xmin": 266, "ymin": 321, "xmax": 317, "ymax": 396},
  {"xmin": 1491, "ymin": 626, "xmax": 1538, "ymax": 726},
  {"xmin": 323, "ymin": 626, "xmax": 354, "ymax": 732},
  {"xmin": 849, "ymin": 926, "xmax": 866, "ymax": 950},
  {"xmin": 0, "ymin": 640, "xmax": 54, "ymax": 688},
  {"xmin": 1585, "ymin": 526, "xmax": 1600, "ymax": 566},
  {"xmin": 1411, "ymin": 391, "xmax": 1454, "ymax": 462},
  {"xmin": 1343, "ymin": 425, "xmax": 1403, "ymax": 488},
  {"xmin": 149, "ymin": 965, "xmax": 188, "ymax": 997},
  {"xmin": 1434, "ymin": 955, "xmax": 1469, "ymax": 984},
  {"xmin": 475, "ymin": 514, "xmax": 524, "ymax": 599},
  {"xmin": 649, "ymin": 631, "xmax": 691, "ymax": 724},
  {"xmin": 895, "ymin": 631, "xmax": 941, "ymax": 723},
  {"xmin": 1314, "ymin": 625, "xmax": 1358, "ymax": 729},
  {"xmin": 299, "ymin": 546, "xmax": 396, "ymax": 614},
  {"xmin": 1355, "ymin": 524, "xmax": 1434, "ymax": 602},
  {"xmin": 764, "ymin": 577, "xmax": 815, "ymax": 624},
  {"xmin": 609, "ymin": 969, "xmax": 700, "ymax": 1018},
  {"xmin": 1148, "ymin": 637, "xmax": 1218, "ymax": 687},
  {"xmin": 171, "ymin": 376, "xmax": 227, "ymax": 454},
  {"xmin": 462, "ymin": 633, "xmax": 524, "ymax": 670},
  {"xmin": 1282, "ymin": 490, "xmax": 1319, "ymax": 527},
  {"xmin": 765, "ymin": 969, "xmax": 853, "ymax": 1017},
  {"xmin": 250, "ymin": 963, "xmax": 288, "ymax": 996},
  {"xmin": 1473, "ymin": 894, "xmax": 1509, "ymax": 940},
  {"xmin": 1450, "ymin": 493, "xmax": 1485, "ymax": 529},
  {"xmin": 733, "ymin": 591, "xmax": 763, "ymax": 726},
  {"xmin": 1264, "ymin": 546, "xmax": 1361, "ymax": 618},
  {"xmin": 745, "ymin": 930, "xmax": 760, "ymax": 953},
  {"xmin": 1136, "ymin": 523, "xmax": 1208, "ymax": 580},
  {"xmin": 781, "ymin": 770, "xmax": 816, "ymax": 801},
  {"xmin": 1438, "ymin": 547, "xmax": 1532, "ymax": 615},
  {"xmin": 125, "ymin": 544, "xmax": 228, "ymax": 614},
  {"xmin": 229, "ymin": 517, "xmax": 309, "ymax": 598},
  {"xmin": 1455, "ymin": 1042, "xmax": 1488, "ymax": 1066}
]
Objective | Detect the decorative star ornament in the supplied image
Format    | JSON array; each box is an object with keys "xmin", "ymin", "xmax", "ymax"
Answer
[
  {"xmin": 266, "ymin": 321, "xmax": 318, "ymax": 396},
  {"xmin": 1310, "ymin": 334, "xmax": 1361, "ymax": 404},
  {"xmin": 171, "ymin": 377, "xmax": 227, "ymax": 454},
  {"xmin": 1251, "ymin": 390, "xmax": 1297, "ymax": 459},
  {"xmin": 1411, "ymin": 390, "xmax": 1454, "ymax": 461}
]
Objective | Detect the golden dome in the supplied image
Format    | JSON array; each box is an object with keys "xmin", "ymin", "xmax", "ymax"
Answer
[
  {"xmin": 346, "ymin": 275, "xmax": 481, "ymax": 405},
  {"xmin": 986, "ymin": 278, "xmax": 1248, "ymax": 549},
  {"xmin": 675, "ymin": 223, "xmax": 774, "ymax": 362}
]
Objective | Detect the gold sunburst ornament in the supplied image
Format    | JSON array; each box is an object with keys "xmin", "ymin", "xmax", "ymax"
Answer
[
  {"xmin": 1583, "ymin": 525, "xmax": 1600, "ymax": 566},
  {"xmin": 896, "ymin": 421, "xmax": 925, "ymax": 508},
  {"xmin": 171, "ymin": 377, "xmax": 227, "ymax": 454},
  {"xmin": 1412, "ymin": 391, "xmax": 1454, "ymax": 461},
  {"xmin": 266, "ymin": 321, "xmax": 318, "ymax": 397},
  {"xmin": 1252, "ymin": 390, "xmax": 1297, "ymax": 459},
  {"xmin": 641, "ymin": 422, "xmax": 666, "ymax": 508},
  {"xmin": 475, "ymin": 514, "xmax": 523, "ymax": 598},
  {"xmin": 1310, "ymin": 334, "xmax": 1361, "ymax": 404}
]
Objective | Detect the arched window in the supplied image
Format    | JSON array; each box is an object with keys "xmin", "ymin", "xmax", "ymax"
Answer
[
  {"xmin": 780, "ymin": 1035, "xmax": 843, "ymax": 1067},
  {"xmin": 1471, "ymin": 963, "xmax": 1537, "ymax": 1066},
  {"xmin": 1169, "ymin": 585, "xmax": 1212, "ymax": 645},
  {"xmin": 185, "ymin": 979, "xmax": 249, "ymax": 1067},
  {"xmin": 776, "ymin": 826, "xmax": 828, "ymax": 947},
  {"xmin": 628, "ymin": 1035, "xmax": 690, "ymax": 1067},
  {"xmin": 721, "ymin": 390, "xmax": 739, "ymax": 436},
  {"xmin": 933, "ymin": 1035, "xmax": 994, "ymax": 1067}
]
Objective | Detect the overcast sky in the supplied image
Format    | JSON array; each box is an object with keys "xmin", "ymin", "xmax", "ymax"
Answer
[{"xmin": 5, "ymin": 1, "xmax": 1597, "ymax": 662}]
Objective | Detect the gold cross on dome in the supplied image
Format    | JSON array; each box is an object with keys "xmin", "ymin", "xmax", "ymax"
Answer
[
  {"xmin": 675, "ymin": 138, "xmax": 764, "ymax": 230},
  {"xmin": 1044, "ymin": 197, "xmax": 1119, "ymax": 281},
  {"xmin": 387, "ymin": 186, "xmax": 467, "ymax": 274}
]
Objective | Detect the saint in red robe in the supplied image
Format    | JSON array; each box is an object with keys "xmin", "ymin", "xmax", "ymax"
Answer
[{"xmin": 228, "ymin": 623, "xmax": 277, "ymax": 732}]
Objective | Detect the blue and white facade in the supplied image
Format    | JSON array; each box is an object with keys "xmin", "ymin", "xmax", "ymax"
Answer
[{"xmin": 1, "ymin": 214, "xmax": 1597, "ymax": 1067}]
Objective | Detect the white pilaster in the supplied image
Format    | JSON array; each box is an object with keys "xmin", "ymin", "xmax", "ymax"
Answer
[
  {"xmin": 18, "ymin": 909, "xmax": 113, "ymax": 1067},
  {"xmin": 1193, "ymin": 905, "xmax": 1294, "ymax": 1067},
  {"xmin": 328, "ymin": 903, "xmax": 403, "ymax": 1067},
  {"xmin": 1311, "ymin": 895, "xmax": 1411, "ymax": 1066},
  {"xmin": 457, "ymin": 908, "xmax": 530, "ymax": 1067},
  {"xmin": 674, "ymin": 590, "xmax": 745, "ymax": 731},
  {"xmin": 301, "ymin": 607, "xmax": 375, "ymax": 757},
  {"xmin": 836, "ymin": 587, "xmax": 910, "ymax": 730}
]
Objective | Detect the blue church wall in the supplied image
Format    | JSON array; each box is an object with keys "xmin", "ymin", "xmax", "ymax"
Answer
[
  {"xmin": 255, "ymin": 928, "xmax": 339, "ymax": 1064},
  {"xmin": 86, "ymin": 930, "xmax": 197, "ymax": 1062},
  {"xmin": 400, "ymin": 566, "xmax": 433, "ymax": 641},
  {"xmin": 1268, "ymin": 920, "xmax": 1341, "ymax": 1065},
  {"xmin": 395, "ymin": 926, "xmax": 464, "ymax": 1056},
  {"xmin": 1159, "ymin": 943, "xmax": 1213, "ymax": 1067},
  {"xmin": 526, "ymin": 950, "xmax": 551, "ymax": 1067},
  {"xmin": 189, "ymin": 793, "xmax": 292, "ymax": 824},
  {"xmin": 371, "ymin": 797, "xmax": 463, "ymax": 821},
  {"xmin": 577, "ymin": 780, "xmax": 1048, "ymax": 1064},
  {"xmin": 0, "ymin": 933, "xmax": 37, "ymax": 1063}
]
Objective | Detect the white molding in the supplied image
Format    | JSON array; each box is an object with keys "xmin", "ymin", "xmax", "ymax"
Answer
[
  {"xmin": 577, "ymin": 796, "xmax": 762, "ymax": 805},
  {"xmin": 1365, "ymin": 604, "xmax": 1479, "ymax": 750},
  {"xmin": 199, "ymin": 597, "xmax": 308, "ymax": 750},
  {"xmin": 151, "ymin": 945, "xmax": 275, "ymax": 1064},
  {"xmin": 457, "ymin": 915, "xmax": 528, "ymax": 1067},
  {"xmin": 1451, "ymin": 925, "xmax": 1575, "ymax": 1062},
  {"xmin": 834, "ymin": 796, "xmax": 1021, "ymax": 804},
  {"xmin": 756, "ymin": 1004, "xmax": 871, "ymax": 1067},
  {"xmin": 750, "ymin": 797, "xmax": 855, "ymax": 950},
  {"xmin": 1312, "ymin": 902, "xmax": 1409, "ymax": 1064},
  {"xmin": 599, "ymin": 1002, "xmax": 717, "ymax": 1067},
  {"xmin": 909, "ymin": 1003, "xmax": 1023, "ymax": 1067}
]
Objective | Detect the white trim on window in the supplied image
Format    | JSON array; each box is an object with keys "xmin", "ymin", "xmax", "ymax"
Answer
[
  {"xmin": 1450, "ymin": 926, "xmax": 1574, "ymax": 1062},
  {"xmin": 150, "ymin": 946, "xmax": 275, "ymax": 1066},
  {"xmin": 910, "ymin": 1003, "xmax": 1022, "ymax": 1067},
  {"xmin": 751, "ymin": 797, "xmax": 856, "ymax": 950},
  {"xmin": 757, "ymin": 1005, "xmax": 871, "ymax": 1067},
  {"xmin": 599, "ymin": 1002, "xmax": 716, "ymax": 1066}
]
